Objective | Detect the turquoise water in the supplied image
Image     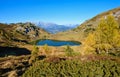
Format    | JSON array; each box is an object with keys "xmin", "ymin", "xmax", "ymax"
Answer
[{"xmin": 36, "ymin": 39, "xmax": 80, "ymax": 46}]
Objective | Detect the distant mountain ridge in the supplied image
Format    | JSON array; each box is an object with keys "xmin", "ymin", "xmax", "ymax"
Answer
[
  {"xmin": 49, "ymin": 7, "xmax": 120, "ymax": 42},
  {"xmin": 36, "ymin": 22, "xmax": 78, "ymax": 34}
]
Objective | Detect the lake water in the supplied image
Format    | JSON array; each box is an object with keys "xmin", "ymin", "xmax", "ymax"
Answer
[{"xmin": 36, "ymin": 39, "xmax": 80, "ymax": 46}]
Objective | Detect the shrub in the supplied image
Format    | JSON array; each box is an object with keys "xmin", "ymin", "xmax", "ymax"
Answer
[
  {"xmin": 22, "ymin": 60, "xmax": 120, "ymax": 77},
  {"xmin": 65, "ymin": 45, "xmax": 76, "ymax": 56}
]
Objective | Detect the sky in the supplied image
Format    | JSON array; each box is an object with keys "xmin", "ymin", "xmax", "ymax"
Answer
[{"xmin": 0, "ymin": 0, "xmax": 120, "ymax": 25}]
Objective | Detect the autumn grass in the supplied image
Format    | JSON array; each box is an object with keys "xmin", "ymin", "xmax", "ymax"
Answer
[{"xmin": 48, "ymin": 30, "xmax": 84, "ymax": 42}]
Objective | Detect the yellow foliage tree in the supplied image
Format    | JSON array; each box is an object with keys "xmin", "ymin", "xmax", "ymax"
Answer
[
  {"xmin": 83, "ymin": 15, "xmax": 120, "ymax": 55},
  {"xmin": 29, "ymin": 45, "xmax": 39, "ymax": 64},
  {"xmin": 83, "ymin": 33, "xmax": 96, "ymax": 54}
]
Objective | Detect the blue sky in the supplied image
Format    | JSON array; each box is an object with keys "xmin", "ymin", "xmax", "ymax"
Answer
[{"xmin": 0, "ymin": 0, "xmax": 120, "ymax": 25}]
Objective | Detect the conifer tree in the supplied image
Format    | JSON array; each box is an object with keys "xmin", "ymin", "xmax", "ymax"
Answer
[
  {"xmin": 84, "ymin": 14, "xmax": 120, "ymax": 54},
  {"xmin": 29, "ymin": 45, "xmax": 39, "ymax": 64},
  {"xmin": 65, "ymin": 45, "xmax": 74, "ymax": 56}
]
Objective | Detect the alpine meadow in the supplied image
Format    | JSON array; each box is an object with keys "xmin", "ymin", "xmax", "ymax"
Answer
[{"xmin": 0, "ymin": 0, "xmax": 120, "ymax": 77}]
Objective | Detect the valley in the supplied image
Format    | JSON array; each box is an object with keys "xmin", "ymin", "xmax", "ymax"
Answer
[{"xmin": 0, "ymin": 7, "xmax": 120, "ymax": 77}]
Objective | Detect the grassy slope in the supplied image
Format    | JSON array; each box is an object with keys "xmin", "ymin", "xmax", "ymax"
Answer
[
  {"xmin": 0, "ymin": 23, "xmax": 49, "ymax": 46},
  {"xmin": 49, "ymin": 7, "xmax": 120, "ymax": 43},
  {"xmin": 0, "ymin": 55, "xmax": 30, "ymax": 77}
]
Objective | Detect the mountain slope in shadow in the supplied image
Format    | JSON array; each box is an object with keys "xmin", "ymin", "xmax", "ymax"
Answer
[{"xmin": 0, "ymin": 46, "xmax": 31, "ymax": 57}]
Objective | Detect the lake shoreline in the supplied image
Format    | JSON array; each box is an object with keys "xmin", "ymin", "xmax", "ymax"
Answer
[{"xmin": 36, "ymin": 39, "xmax": 81, "ymax": 46}]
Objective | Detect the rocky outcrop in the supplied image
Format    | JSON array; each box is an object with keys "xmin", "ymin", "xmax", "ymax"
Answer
[{"xmin": 0, "ymin": 22, "xmax": 49, "ymax": 46}]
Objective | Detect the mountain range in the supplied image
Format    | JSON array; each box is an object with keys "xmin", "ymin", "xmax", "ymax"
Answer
[
  {"xmin": 36, "ymin": 22, "xmax": 79, "ymax": 34},
  {"xmin": 49, "ymin": 7, "xmax": 120, "ymax": 42}
]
